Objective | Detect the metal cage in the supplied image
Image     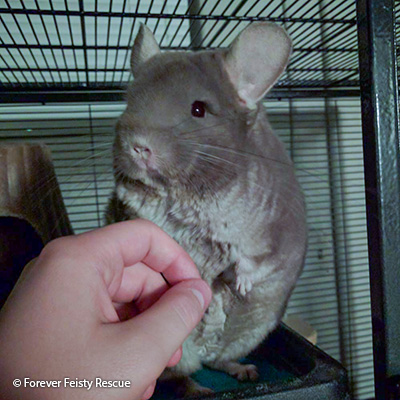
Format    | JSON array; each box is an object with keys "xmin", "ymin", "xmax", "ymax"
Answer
[
  {"xmin": 1, "ymin": 0, "xmax": 360, "ymax": 101},
  {"xmin": 1, "ymin": 0, "xmax": 400, "ymax": 399}
]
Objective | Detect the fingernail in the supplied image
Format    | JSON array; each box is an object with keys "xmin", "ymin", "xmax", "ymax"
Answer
[
  {"xmin": 189, "ymin": 279, "xmax": 212, "ymax": 311},
  {"xmin": 190, "ymin": 288, "xmax": 205, "ymax": 309},
  {"xmin": 190, "ymin": 288, "xmax": 206, "ymax": 309}
]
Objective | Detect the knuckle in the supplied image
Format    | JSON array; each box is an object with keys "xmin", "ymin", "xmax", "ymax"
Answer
[{"xmin": 38, "ymin": 235, "xmax": 78, "ymax": 262}]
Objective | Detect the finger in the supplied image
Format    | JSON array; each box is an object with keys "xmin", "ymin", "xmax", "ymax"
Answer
[
  {"xmin": 112, "ymin": 263, "xmax": 170, "ymax": 321},
  {"xmin": 59, "ymin": 219, "xmax": 201, "ymax": 290},
  {"xmin": 123, "ymin": 279, "xmax": 212, "ymax": 370},
  {"xmin": 167, "ymin": 347, "xmax": 182, "ymax": 367},
  {"xmin": 141, "ymin": 381, "xmax": 156, "ymax": 400},
  {"xmin": 112, "ymin": 262, "xmax": 168, "ymax": 311}
]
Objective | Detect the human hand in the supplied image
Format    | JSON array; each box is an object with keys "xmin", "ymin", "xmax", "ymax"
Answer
[{"xmin": 0, "ymin": 219, "xmax": 212, "ymax": 400}]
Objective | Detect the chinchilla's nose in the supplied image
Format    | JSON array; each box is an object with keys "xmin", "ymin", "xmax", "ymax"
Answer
[{"xmin": 133, "ymin": 145, "xmax": 152, "ymax": 160}]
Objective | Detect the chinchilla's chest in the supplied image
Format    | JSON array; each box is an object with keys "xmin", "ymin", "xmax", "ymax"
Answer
[{"xmin": 117, "ymin": 184, "xmax": 245, "ymax": 281}]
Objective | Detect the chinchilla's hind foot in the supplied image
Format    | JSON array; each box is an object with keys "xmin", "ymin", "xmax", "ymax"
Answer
[{"xmin": 206, "ymin": 360, "xmax": 259, "ymax": 381}]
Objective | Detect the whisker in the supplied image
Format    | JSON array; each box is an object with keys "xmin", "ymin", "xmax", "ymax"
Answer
[
  {"xmin": 193, "ymin": 150, "xmax": 238, "ymax": 168},
  {"xmin": 28, "ymin": 147, "xmax": 112, "ymax": 199},
  {"xmin": 191, "ymin": 142, "xmax": 328, "ymax": 184},
  {"xmin": 194, "ymin": 148, "xmax": 313, "ymax": 218},
  {"xmin": 21, "ymin": 144, "xmax": 113, "ymax": 235}
]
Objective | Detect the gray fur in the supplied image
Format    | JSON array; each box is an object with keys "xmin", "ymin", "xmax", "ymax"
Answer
[{"xmin": 106, "ymin": 22, "xmax": 307, "ymax": 393}]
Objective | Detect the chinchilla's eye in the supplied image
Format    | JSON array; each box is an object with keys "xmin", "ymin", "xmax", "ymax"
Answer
[{"xmin": 191, "ymin": 101, "xmax": 206, "ymax": 118}]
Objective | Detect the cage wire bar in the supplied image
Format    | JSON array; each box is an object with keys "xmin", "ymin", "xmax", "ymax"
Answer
[
  {"xmin": 0, "ymin": 0, "xmax": 360, "ymax": 102},
  {"xmin": 357, "ymin": 0, "xmax": 400, "ymax": 399}
]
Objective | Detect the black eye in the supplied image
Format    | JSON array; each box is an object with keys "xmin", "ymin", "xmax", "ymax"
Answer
[{"xmin": 191, "ymin": 101, "xmax": 206, "ymax": 118}]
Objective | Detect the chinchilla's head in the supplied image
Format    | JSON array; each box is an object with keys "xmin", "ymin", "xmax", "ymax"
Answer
[{"xmin": 114, "ymin": 22, "xmax": 291, "ymax": 195}]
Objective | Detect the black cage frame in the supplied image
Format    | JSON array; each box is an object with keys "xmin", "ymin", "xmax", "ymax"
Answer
[
  {"xmin": 357, "ymin": 0, "xmax": 400, "ymax": 399},
  {"xmin": 1, "ymin": 0, "xmax": 400, "ymax": 398}
]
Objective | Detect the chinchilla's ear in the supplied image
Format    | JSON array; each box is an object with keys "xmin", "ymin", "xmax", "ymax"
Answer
[
  {"xmin": 224, "ymin": 22, "xmax": 292, "ymax": 109},
  {"xmin": 131, "ymin": 24, "xmax": 160, "ymax": 76}
]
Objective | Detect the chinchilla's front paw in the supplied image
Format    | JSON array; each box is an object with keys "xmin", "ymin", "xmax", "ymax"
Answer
[{"xmin": 236, "ymin": 274, "xmax": 253, "ymax": 296}]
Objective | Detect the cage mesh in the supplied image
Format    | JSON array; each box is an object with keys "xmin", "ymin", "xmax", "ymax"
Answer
[{"xmin": 0, "ymin": 0, "xmax": 358, "ymax": 94}]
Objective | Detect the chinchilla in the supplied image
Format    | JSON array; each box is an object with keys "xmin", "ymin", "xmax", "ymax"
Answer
[{"xmin": 105, "ymin": 22, "xmax": 307, "ymax": 396}]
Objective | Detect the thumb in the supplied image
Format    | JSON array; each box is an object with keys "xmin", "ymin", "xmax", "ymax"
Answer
[{"xmin": 123, "ymin": 279, "xmax": 212, "ymax": 376}]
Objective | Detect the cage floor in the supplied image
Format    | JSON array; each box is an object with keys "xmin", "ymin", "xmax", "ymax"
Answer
[
  {"xmin": 153, "ymin": 352, "xmax": 296, "ymax": 399},
  {"xmin": 152, "ymin": 323, "xmax": 349, "ymax": 400}
]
